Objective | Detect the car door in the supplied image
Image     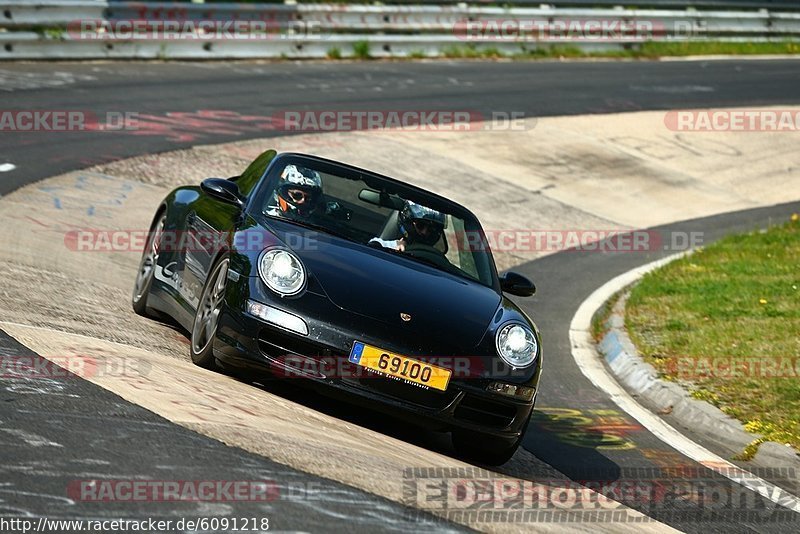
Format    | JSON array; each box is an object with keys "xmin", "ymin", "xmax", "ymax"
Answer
[{"xmin": 181, "ymin": 190, "xmax": 244, "ymax": 311}]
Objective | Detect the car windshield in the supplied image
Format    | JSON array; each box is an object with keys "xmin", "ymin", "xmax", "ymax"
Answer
[{"xmin": 256, "ymin": 158, "xmax": 497, "ymax": 288}]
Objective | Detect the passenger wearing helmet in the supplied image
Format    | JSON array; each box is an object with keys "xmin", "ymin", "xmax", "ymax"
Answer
[
  {"xmin": 265, "ymin": 164, "xmax": 323, "ymax": 219},
  {"xmin": 369, "ymin": 200, "xmax": 446, "ymax": 251}
]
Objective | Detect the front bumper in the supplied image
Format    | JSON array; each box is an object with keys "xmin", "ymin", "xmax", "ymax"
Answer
[{"xmin": 214, "ymin": 306, "xmax": 538, "ymax": 443}]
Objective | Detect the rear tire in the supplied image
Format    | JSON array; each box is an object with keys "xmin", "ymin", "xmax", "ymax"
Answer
[
  {"xmin": 190, "ymin": 255, "xmax": 230, "ymax": 370},
  {"xmin": 132, "ymin": 212, "xmax": 166, "ymax": 317}
]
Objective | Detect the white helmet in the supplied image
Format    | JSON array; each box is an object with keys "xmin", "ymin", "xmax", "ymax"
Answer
[{"xmin": 276, "ymin": 164, "xmax": 323, "ymax": 217}]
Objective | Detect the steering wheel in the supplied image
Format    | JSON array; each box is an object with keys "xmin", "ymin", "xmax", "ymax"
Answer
[{"xmin": 404, "ymin": 243, "xmax": 452, "ymax": 270}]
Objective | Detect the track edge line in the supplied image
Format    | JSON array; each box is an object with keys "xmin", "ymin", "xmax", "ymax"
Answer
[{"xmin": 568, "ymin": 251, "xmax": 800, "ymax": 514}]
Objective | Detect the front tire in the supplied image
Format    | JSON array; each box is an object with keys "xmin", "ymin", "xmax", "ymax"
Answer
[
  {"xmin": 132, "ymin": 212, "xmax": 166, "ymax": 317},
  {"xmin": 190, "ymin": 255, "xmax": 230, "ymax": 369},
  {"xmin": 453, "ymin": 412, "xmax": 532, "ymax": 466}
]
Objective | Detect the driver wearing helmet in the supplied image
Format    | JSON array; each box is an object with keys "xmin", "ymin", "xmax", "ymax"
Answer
[
  {"xmin": 265, "ymin": 164, "xmax": 324, "ymax": 219},
  {"xmin": 370, "ymin": 200, "xmax": 446, "ymax": 251}
]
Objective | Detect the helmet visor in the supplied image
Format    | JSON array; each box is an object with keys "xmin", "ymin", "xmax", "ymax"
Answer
[
  {"xmin": 287, "ymin": 188, "xmax": 314, "ymax": 204},
  {"xmin": 412, "ymin": 219, "xmax": 442, "ymax": 237}
]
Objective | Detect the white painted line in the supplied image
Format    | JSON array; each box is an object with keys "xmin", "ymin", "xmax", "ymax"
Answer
[
  {"xmin": 659, "ymin": 54, "xmax": 800, "ymax": 62},
  {"xmin": 569, "ymin": 253, "xmax": 800, "ymax": 514},
  {"xmin": 0, "ymin": 163, "xmax": 16, "ymax": 173},
  {"xmin": 0, "ymin": 428, "xmax": 63, "ymax": 447}
]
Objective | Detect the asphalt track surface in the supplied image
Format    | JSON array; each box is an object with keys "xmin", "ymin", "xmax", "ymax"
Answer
[
  {"xmin": 1, "ymin": 60, "xmax": 800, "ymax": 532},
  {"xmin": 2, "ymin": 59, "xmax": 800, "ymax": 196},
  {"xmin": 0, "ymin": 333, "xmax": 458, "ymax": 533}
]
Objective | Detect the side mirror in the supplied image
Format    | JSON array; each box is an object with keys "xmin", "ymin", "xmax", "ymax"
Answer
[
  {"xmin": 500, "ymin": 271, "xmax": 536, "ymax": 297},
  {"xmin": 201, "ymin": 178, "xmax": 244, "ymax": 208}
]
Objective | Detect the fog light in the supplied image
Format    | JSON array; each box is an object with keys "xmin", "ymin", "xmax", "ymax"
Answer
[
  {"xmin": 487, "ymin": 382, "xmax": 535, "ymax": 401},
  {"xmin": 246, "ymin": 300, "xmax": 308, "ymax": 336}
]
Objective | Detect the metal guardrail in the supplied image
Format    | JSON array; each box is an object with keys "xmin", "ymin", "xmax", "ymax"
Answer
[
  {"xmin": 101, "ymin": 0, "xmax": 800, "ymax": 8},
  {"xmin": 1, "ymin": 1, "xmax": 799, "ymax": 59},
  {"xmin": 106, "ymin": 0, "xmax": 800, "ymax": 10},
  {"xmin": 5, "ymin": 0, "xmax": 800, "ymax": 8}
]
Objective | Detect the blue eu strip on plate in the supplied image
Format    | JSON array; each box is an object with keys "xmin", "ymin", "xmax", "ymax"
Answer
[{"xmin": 349, "ymin": 342, "xmax": 365, "ymax": 364}]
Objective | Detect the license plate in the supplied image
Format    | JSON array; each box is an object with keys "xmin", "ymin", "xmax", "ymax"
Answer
[{"xmin": 348, "ymin": 342, "xmax": 451, "ymax": 391}]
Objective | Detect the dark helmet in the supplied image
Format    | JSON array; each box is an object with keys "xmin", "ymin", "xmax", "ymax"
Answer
[
  {"xmin": 276, "ymin": 164, "xmax": 323, "ymax": 217},
  {"xmin": 398, "ymin": 200, "xmax": 446, "ymax": 246}
]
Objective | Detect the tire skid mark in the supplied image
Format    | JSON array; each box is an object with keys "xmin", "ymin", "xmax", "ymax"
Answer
[{"xmin": 0, "ymin": 321, "xmax": 664, "ymax": 533}]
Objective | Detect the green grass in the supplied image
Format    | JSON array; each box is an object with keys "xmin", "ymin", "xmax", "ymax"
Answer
[
  {"xmin": 626, "ymin": 214, "xmax": 800, "ymax": 452},
  {"xmin": 42, "ymin": 27, "xmax": 66, "ymax": 39},
  {"xmin": 326, "ymin": 47, "xmax": 342, "ymax": 60},
  {"xmin": 517, "ymin": 45, "xmax": 587, "ymax": 59},
  {"xmin": 352, "ymin": 40, "xmax": 372, "ymax": 60},
  {"xmin": 442, "ymin": 44, "xmax": 504, "ymax": 59},
  {"xmin": 634, "ymin": 40, "xmax": 800, "ymax": 57},
  {"xmin": 591, "ymin": 290, "xmax": 619, "ymax": 342},
  {"xmin": 436, "ymin": 41, "xmax": 800, "ymax": 61},
  {"xmin": 517, "ymin": 41, "xmax": 800, "ymax": 60}
]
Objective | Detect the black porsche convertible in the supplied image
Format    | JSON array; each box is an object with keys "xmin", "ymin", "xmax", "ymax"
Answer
[{"xmin": 132, "ymin": 150, "xmax": 542, "ymax": 464}]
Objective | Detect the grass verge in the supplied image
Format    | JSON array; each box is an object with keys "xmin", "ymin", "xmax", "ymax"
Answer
[
  {"xmin": 352, "ymin": 40, "xmax": 372, "ymax": 60},
  {"xmin": 625, "ymin": 214, "xmax": 800, "ymax": 451},
  {"xmin": 436, "ymin": 41, "xmax": 800, "ymax": 60},
  {"xmin": 633, "ymin": 40, "xmax": 800, "ymax": 57}
]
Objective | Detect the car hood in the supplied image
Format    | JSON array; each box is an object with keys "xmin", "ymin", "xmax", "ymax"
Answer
[{"xmin": 276, "ymin": 226, "xmax": 501, "ymax": 349}]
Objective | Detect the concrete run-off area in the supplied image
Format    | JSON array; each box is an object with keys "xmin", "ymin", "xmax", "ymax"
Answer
[{"xmin": 0, "ymin": 108, "xmax": 797, "ymax": 531}]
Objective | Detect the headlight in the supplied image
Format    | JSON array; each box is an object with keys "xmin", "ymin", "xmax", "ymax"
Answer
[
  {"xmin": 258, "ymin": 249, "xmax": 305, "ymax": 296},
  {"xmin": 495, "ymin": 323, "xmax": 538, "ymax": 368}
]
